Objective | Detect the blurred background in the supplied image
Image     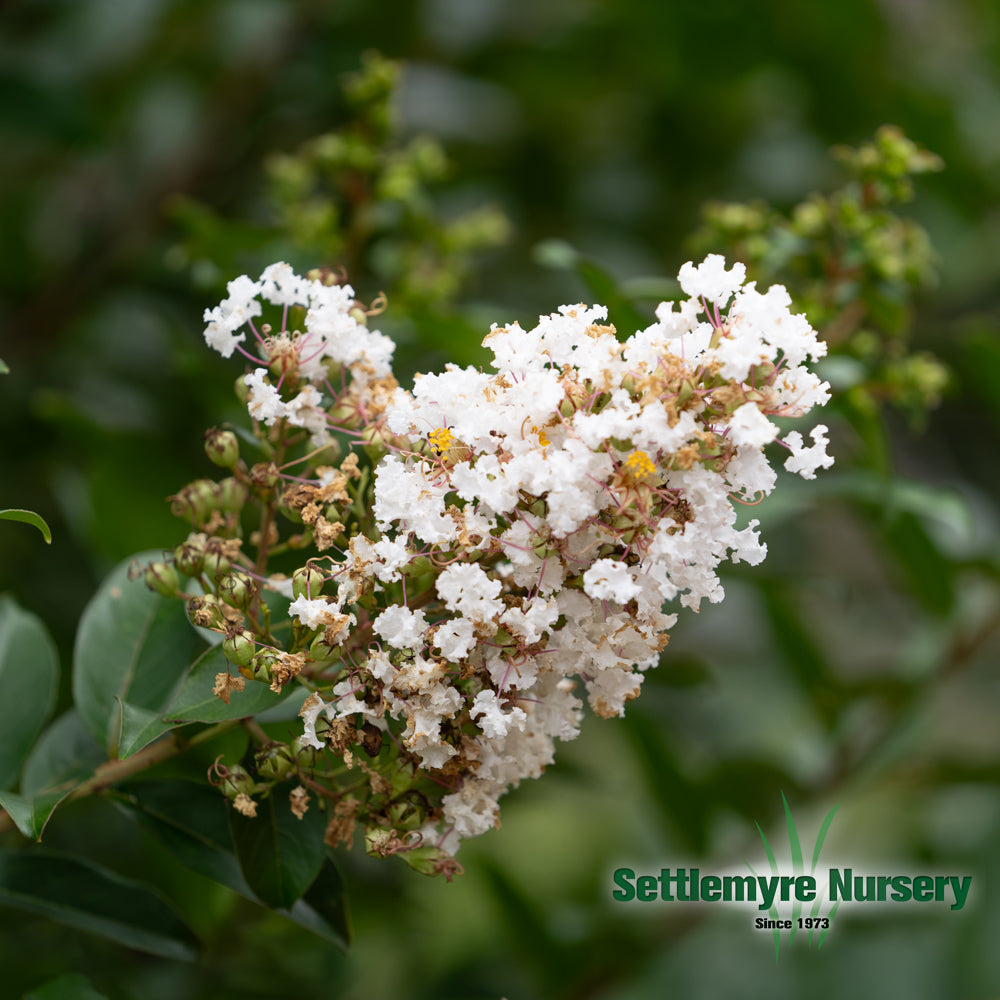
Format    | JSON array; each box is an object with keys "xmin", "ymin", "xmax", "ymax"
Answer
[{"xmin": 2, "ymin": 0, "xmax": 1000, "ymax": 997}]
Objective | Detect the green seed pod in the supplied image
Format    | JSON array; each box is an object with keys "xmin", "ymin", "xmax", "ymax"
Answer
[
  {"xmin": 250, "ymin": 649, "xmax": 279, "ymax": 683},
  {"xmin": 219, "ymin": 477, "xmax": 249, "ymax": 512},
  {"xmin": 204, "ymin": 427, "xmax": 240, "ymax": 469},
  {"xmin": 223, "ymin": 630, "xmax": 255, "ymax": 667},
  {"xmin": 203, "ymin": 549, "xmax": 232, "ymax": 580},
  {"xmin": 250, "ymin": 462, "xmax": 281, "ymax": 494},
  {"xmin": 255, "ymin": 744, "xmax": 294, "ymax": 782},
  {"xmin": 170, "ymin": 479, "xmax": 220, "ymax": 523},
  {"xmin": 292, "ymin": 564, "xmax": 327, "ymax": 600},
  {"xmin": 144, "ymin": 561, "xmax": 179, "ymax": 597},
  {"xmin": 291, "ymin": 735, "xmax": 318, "ymax": 768},
  {"xmin": 174, "ymin": 537, "xmax": 206, "ymax": 577},
  {"xmin": 220, "ymin": 764, "xmax": 255, "ymax": 799},
  {"xmin": 218, "ymin": 570, "xmax": 255, "ymax": 610},
  {"xmin": 401, "ymin": 556, "xmax": 433, "ymax": 577},
  {"xmin": 187, "ymin": 595, "xmax": 223, "ymax": 630},
  {"xmin": 387, "ymin": 800, "xmax": 423, "ymax": 830}
]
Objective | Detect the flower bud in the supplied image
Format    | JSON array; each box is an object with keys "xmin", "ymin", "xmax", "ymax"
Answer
[
  {"xmin": 292, "ymin": 564, "xmax": 327, "ymax": 600},
  {"xmin": 234, "ymin": 374, "xmax": 251, "ymax": 403},
  {"xmin": 204, "ymin": 428, "xmax": 240, "ymax": 469},
  {"xmin": 144, "ymin": 561, "xmax": 179, "ymax": 597},
  {"xmin": 223, "ymin": 630, "xmax": 255, "ymax": 667}
]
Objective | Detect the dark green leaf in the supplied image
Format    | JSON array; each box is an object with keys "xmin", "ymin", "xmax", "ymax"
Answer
[
  {"xmin": 285, "ymin": 856, "xmax": 352, "ymax": 951},
  {"xmin": 22, "ymin": 710, "xmax": 105, "ymax": 798},
  {"xmin": 23, "ymin": 972, "xmax": 110, "ymax": 1000},
  {"xmin": 166, "ymin": 645, "xmax": 291, "ymax": 723},
  {"xmin": 0, "ymin": 509, "xmax": 52, "ymax": 543},
  {"xmin": 72, "ymin": 553, "xmax": 201, "ymax": 750},
  {"xmin": 0, "ymin": 849, "xmax": 199, "ymax": 961},
  {"xmin": 0, "ymin": 597, "xmax": 59, "ymax": 790},
  {"xmin": 115, "ymin": 699, "xmax": 185, "ymax": 759},
  {"xmin": 229, "ymin": 783, "xmax": 326, "ymax": 909},
  {"xmin": 760, "ymin": 581, "xmax": 839, "ymax": 729},
  {"xmin": 0, "ymin": 790, "xmax": 66, "ymax": 841},
  {"xmin": 624, "ymin": 710, "xmax": 711, "ymax": 854},
  {"xmin": 114, "ymin": 781, "xmax": 350, "ymax": 948},
  {"xmin": 883, "ymin": 509, "xmax": 955, "ymax": 616},
  {"xmin": 112, "ymin": 780, "xmax": 251, "ymax": 897}
]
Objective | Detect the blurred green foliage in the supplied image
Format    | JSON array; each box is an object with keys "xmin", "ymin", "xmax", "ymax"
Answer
[{"xmin": 2, "ymin": 1, "xmax": 1000, "ymax": 998}]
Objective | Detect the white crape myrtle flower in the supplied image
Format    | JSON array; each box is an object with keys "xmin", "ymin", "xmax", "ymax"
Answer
[
  {"xmin": 783, "ymin": 424, "xmax": 834, "ymax": 479},
  {"xmin": 202, "ymin": 258, "xmax": 834, "ymax": 859},
  {"xmin": 373, "ymin": 605, "xmax": 428, "ymax": 649},
  {"xmin": 678, "ymin": 254, "xmax": 747, "ymax": 308}
]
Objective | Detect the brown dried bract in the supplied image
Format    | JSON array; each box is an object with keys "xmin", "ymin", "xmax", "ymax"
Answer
[
  {"xmin": 289, "ymin": 785, "xmax": 310, "ymax": 820},
  {"xmin": 213, "ymin": 671, "xmax": 245, "ymax": 705}
]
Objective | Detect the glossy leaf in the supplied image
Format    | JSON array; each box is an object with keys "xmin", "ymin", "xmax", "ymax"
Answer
[
  {"xmin": 166, "ymin": 645, "xmax": 291, "ymax": 723},
  {"xmin": 72, "ymin": 553, "xmax": 201, "ymax": 750},
  {"xmin": 0, "ymin": 596, "xmax": 59, "ymax": 790},
  {"xmin": 0, "ymin": 509, "xmax": 52, "ymax": 544},
  {"xmin": 112, "ymin": 780, "xmax": 251, "ymax": 897},
  {"xmin": 0, "ymin": 849, "xmax": 199, "ymax": 960},
  {"xmin": 21, "ymin": 710, "xmax": 105, "ymax": 798},
  {"xmin": 0, "ymin": 790, "xmax": 66, "ymax": 841},
  {"xmin": 229, "ymin": 783, "xmax": 326, "ymax": 909},
  {"xmin": 286, "ymin": 857, "xmax": 352, "ymax": 950},
  {"xmin": 115, "ymin": 699, "xmax": 184, "ymax": 760},
  {"xmin": 115, "ymin": 781, "xmax": 350, "ymax": 949}
]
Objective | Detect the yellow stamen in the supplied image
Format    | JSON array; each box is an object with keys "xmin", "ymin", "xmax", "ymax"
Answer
[
  {"xmin": 624, "ymin": 450, "xmax": 655, "ymax": 479},
  {"xmin": 428, "ymin": 427, "xmax": 453, "ymax": 454}
]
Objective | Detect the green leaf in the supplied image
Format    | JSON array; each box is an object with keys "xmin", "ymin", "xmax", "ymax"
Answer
[
  {"xmin": 0, "ymin": 358, "xmax": 8, "ymax": 375},
  {"xmin": 73, "ymin": 553, "xmax": 202, "ymax": 750},
  {"xmin": 115, "ymin": 699, "xmax": 185, "ymax": 759},
  {"xmin": 760, "ymin": 581, "xmax": 839, "ymax": 730},
  {"xmin": 0, "ymin": 509, "xmax": 52, "ymax": 543},
  {"xmin": 285, "ymin": 857, "xmax": 352, "ymax": 950},
  {"xmin": 883, "ymin": 509, "xmax": 955, "ymax": 616},
  {"xmin": 114, "ymin": 781, "xmax": 350, "ymax": 948},
  {"xmin": 0, "ymin": 596, "xmax": 59, "ymax": 789},
  {"xmin": 229, "ymin": 783, "xmax": 326, "ymax": 909},
  {"xmin": 23, "ymin": 972, "xmax": 110, "ymax": 1000},
  {"xmin": 22, "ymin": 710, "xmax": 105, "ymax": 798},
  {"xmin": 166, "ymin": 645, "xmax": 291, "ymax": 723},
  {"xmin": 0, "ymin": 790, "xmax": 66, "ymax": 841},
  {"xmin": 0, "ymin": 849, "xmax": 199, "ymax": 960},
  {"xmin": 112, "ymin": 780, "xmax": 251, "ymax": 897},
  {"xmin": 4, "ymin": 711, "xmax": 105, "ymax": 838}
]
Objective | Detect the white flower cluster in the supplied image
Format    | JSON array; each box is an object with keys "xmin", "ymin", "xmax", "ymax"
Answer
[
  {"xmin": 203, "ymin": 262, "xmax": 398, "ymax": 446},
  {"xmin": 285, "ymin": 255, "xmax": 833, "ymax": 852}
]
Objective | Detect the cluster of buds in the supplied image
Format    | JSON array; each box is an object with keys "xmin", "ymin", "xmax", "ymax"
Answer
[{"xmin": 147, "ymin": 256, "xmax": 833, "ymax": 870}]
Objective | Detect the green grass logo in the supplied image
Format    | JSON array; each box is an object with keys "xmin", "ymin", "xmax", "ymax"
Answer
[{"xmin": 747, "ymin": 793, "xmax": 840, "ymax": 961}]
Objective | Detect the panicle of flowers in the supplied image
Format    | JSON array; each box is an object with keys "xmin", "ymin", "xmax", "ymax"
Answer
[{"xmin": 167, "ymin": 254, "xmax": 833, "ymax": 865}]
